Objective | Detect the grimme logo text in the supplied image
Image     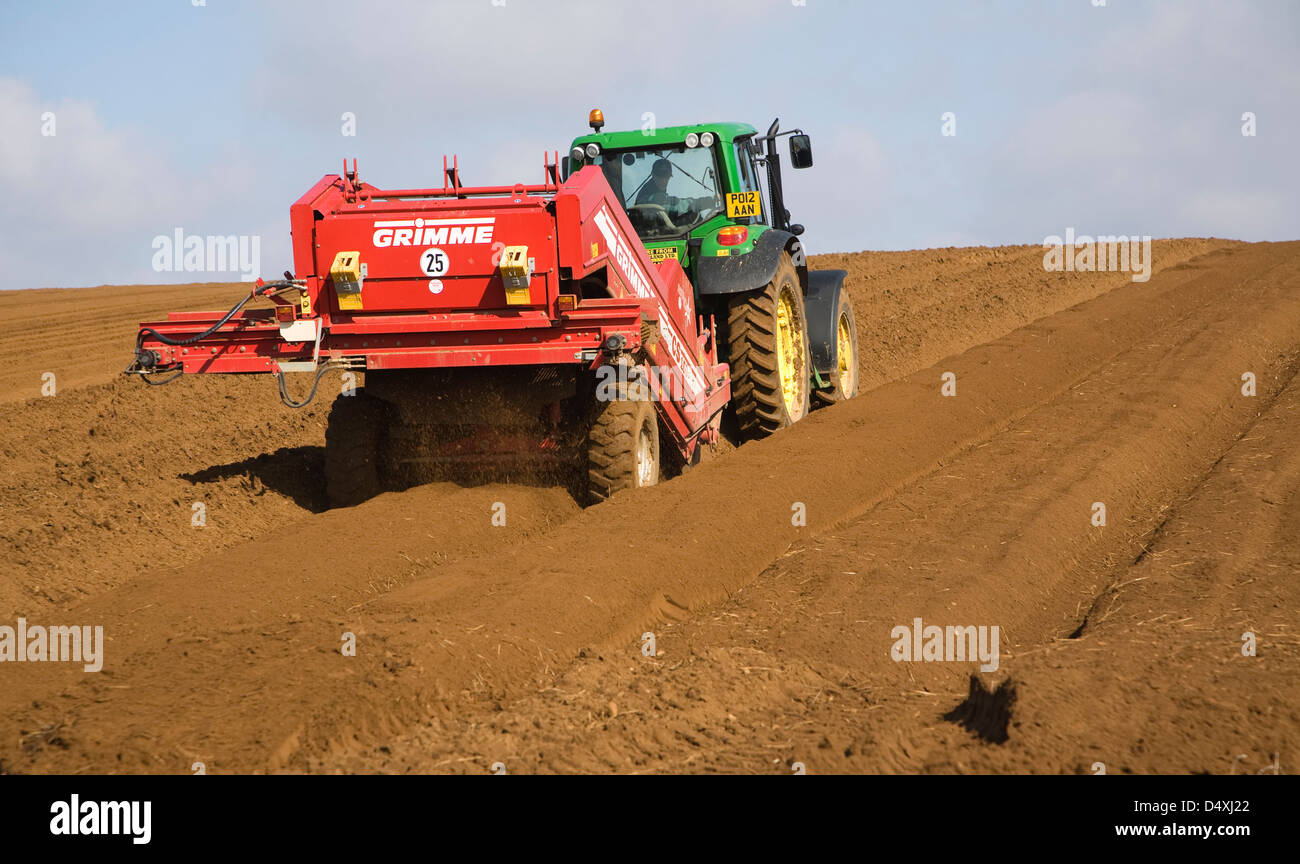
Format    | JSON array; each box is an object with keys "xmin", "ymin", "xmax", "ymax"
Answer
[
  {"xmin": 371, "ymin": 217, "xmax": 495, "ymax": 247},
  {"xmin": 891, "ymin": 617, "xmax": 1000, "ymax": 672}
]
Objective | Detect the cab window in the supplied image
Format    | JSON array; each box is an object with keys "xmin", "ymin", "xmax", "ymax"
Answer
[
  {"xmin": 734, "ymin": 138, "xmax": 767, "ymax": 225},
  {"xmin": 587, "ymin": 145, "xmax": 724, "ymax": 242}
]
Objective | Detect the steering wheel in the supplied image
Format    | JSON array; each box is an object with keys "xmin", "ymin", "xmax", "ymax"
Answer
[
  {"xmin": 688, "ymin": 195, "xmax": 722, "ymax": 221},
  {"xmin": 628, "ymin": 203, "xmax": 677, "ymax": 231}
]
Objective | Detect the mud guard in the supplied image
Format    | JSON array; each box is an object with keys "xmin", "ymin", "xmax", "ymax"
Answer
[
  {"xmin": 695, "ymin": 229, "xmax": 803, "ymax": 296},
  {"xmin": 804, "ymin": 268, "xmax": 847, "ymax": 378}
]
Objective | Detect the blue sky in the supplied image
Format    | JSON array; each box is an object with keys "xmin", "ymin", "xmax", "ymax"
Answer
[{"xmin": 2, "ymin": 0, "xmax": 1297, "ymax": 289}]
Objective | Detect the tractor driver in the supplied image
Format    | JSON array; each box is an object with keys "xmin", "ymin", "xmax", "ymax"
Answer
[
  {"xmin": 636, "ymin": 158, "xmax": 715, "ymax": 224},
  {"xmin": 636, "ymin": 158, "xmax": 678, "ymax": 208}
]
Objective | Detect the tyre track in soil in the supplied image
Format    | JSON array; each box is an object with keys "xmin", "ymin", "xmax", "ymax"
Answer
[
  {"xmin": 0, "ymin": 239, "xmax": 1268, "ymax": 772},
  {"xmin": 341, "ymin": 242, "xmax": 1298, "ymax": 774},
  {"xmin": 959, "ymin": 372, "xmax": 1300, "ymax": 775},
  {"xmin": 0, "ymin": 282, "xmax": 248, "ymax": 401},
  {"xmin": 0, "ymin": 240, "xmax": 1226, "ymax": 621}
]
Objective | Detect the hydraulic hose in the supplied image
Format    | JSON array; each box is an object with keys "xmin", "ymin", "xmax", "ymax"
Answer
[
  {"xmin": 129, "ymin": 279, "xmax": 335, "ymax": 406},
  {"xmin": 276, "ymin": 362, "xmax": 338, "ymax": 408},
  {"xmin": 137, "ymin": 282, "xmax": 285, "ymax": 348},
  {"xmin": 130, "ymin": 280, "xmax": 304, "ymax": 384},
  {"xmin": 137, "ymin": 369, "xmax": 185, "ymax": 386}
]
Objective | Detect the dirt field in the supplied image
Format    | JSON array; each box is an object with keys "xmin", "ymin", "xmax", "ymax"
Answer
[{"xmin": 2, "ymin": 237, "xmax": 1297, "ymax": 774}]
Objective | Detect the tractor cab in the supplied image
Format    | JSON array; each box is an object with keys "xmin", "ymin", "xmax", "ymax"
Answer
[
  {"xmin": 568, "ymin": 110, "xmax": 854, "ymax": 443},
  {"xmin": 567, "ymin": 111, "xmax": 813, "ymax": 278},
  {"xmin": 598, "ymin": 147, "xmax": 723, "ymax": 240}
]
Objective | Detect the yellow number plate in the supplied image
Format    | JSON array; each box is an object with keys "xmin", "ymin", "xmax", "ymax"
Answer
[
  {"xmin": 726, "ymin": 191, "xmax": 762, "ymax": 218},
  {"xmin": 647, "ymin": 245, "xmax": 679, "ymax": 263}
]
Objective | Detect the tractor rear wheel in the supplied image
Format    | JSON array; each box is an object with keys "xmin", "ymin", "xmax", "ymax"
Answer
[
  {"xmin": 726, "ymin": 252, "xmax": 811, "ymax": 439},
  {"xmin": 814, "ymin": 290, "xmax": 859, "ymax": 406},
  {"xmin": 325, "ymin": 390, "xmax": 388, "ymax": 508},
  {"xmin": 586, "ymin": 385, "xmax": 659, "ymax": 504}
]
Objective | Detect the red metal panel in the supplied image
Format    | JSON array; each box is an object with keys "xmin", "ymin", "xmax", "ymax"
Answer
[
  {"xmin": 291, "ymin": 170, "xmax": 570, "ymax": 321},
  {"xmin": 361, "ymin": 343, "xmax": 601, "ymax": 371},
  {"xmin": 553, "ymin": 167, "xmax": 724, "ymax": 445},
  {"xmin": 327, "ymin": 309, "xmax": 555, "ymax": 334},
  {"xmin": 289, "ymin": 175, "xmax": 345, "ymax": 316},
  {"xmin": 311, "ymin": 203, "xmax": 557, "ymax": 314},
  {"xmin": 138, "ymin": 299, "xmax": 646, "ymax": 374}
]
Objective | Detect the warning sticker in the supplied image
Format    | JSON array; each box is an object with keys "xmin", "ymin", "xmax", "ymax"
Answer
[{"xmin": 647, "ymin": 245, "xmax": 679, "ymax": 263}]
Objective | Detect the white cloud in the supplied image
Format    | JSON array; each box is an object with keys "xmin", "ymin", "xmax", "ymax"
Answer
[
  {"xmin": 0, "ymin": 78, "xmax": 168, "ymax": 233},
  {"xmin": 0, "ymin": 77, "xmax": 278, "ymax": 288}
]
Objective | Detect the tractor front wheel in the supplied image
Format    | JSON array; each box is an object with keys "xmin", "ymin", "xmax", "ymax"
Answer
[{"xmin": 726, "ymin": 252, "xmax": 811, "ymax": 439}]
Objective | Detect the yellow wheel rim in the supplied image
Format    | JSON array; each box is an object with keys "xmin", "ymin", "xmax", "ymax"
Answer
[
  {"xmin": 775, "ymin": 286, "xmax": 802, "ymax": 412},
  {"xmin": 836, "ymin": 311, "xmax": 855, "ymax": 396}
]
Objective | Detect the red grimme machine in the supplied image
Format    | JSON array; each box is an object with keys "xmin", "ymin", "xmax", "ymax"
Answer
[{"xmin": 127, "ymin": 156, "xmax": 730, "ymax": 505}]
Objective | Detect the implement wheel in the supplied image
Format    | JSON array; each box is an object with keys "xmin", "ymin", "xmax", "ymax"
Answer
[
  {"xmin": 587, "ymin": 383, "xmax": 659, "ymax": 504},
  {"xmin": 726, "ymin": 251, "xmax": 811, "ymax": 439},
  {"xmin": 325, "ymin": 390, "xmax": 388, "ymax": 508}
]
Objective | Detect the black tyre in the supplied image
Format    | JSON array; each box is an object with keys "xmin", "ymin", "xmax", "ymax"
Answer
[
  {"xmin": 813, "ymin": 289, "xmax": 859, "ymax": 406},
  {"xmin": 725, "ymin": 251, "xmax": 811, "ymax": 439},
  {"xmin": 324, "ymin": 390, "xmax": 387, "ymax": 508},
  {"xmin": 586, "ymin": 383, "xmax": 659, "ymax": 504}
]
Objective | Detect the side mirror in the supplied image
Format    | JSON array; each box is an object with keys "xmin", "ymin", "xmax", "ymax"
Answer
[{"xmin": 789, "ymin": 134, "xmax": 813, "ymax": 169}]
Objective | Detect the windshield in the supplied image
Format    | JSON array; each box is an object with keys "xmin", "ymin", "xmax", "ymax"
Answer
[{"xmin": 588, "ymin": 145, "xmax": 724, "ymax": 241}]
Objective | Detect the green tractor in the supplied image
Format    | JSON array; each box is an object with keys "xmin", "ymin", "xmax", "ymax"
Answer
[{"xmin": 567, "ymin": 110, "xmax": 858, "ymax": 441}]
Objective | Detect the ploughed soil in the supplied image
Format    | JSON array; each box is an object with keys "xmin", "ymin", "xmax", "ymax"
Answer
[{"xmin": 2, "ymin": 237, "xmax": 1296, "ymax": 774}]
